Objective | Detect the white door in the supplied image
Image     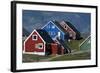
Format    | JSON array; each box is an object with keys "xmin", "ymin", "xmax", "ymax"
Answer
[{"xmin": 58, "ymin": 32, "xmax": 60, "ymax": 39}]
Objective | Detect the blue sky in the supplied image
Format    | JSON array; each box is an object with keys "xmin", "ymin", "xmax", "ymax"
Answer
[{"xmin": 22, "ymin": 10, "xmax": 91, "ymax": 33}]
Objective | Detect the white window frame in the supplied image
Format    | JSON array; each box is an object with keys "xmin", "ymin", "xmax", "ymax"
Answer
[
  {"xmin": 64, "ymin": 25, "xmax": 68, "ymax": 30},
  {"xmin": 64, "ymin": 25, "xmax": 67, "ymax": 28},
  {"xmin": 52, "ymin": 26, "xmax": 55, "ymax": 28},
  {"xmin": 32, "ymin": 34, "xmax": 38, "ymax": 41},
  {"xmin": 35, "ymin": 43, "xmax": 43, "ymax": 49}
]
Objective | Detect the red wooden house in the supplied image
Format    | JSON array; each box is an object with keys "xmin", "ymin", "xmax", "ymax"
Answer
[
  {"xmin": 59, "ymin": 21, "xmax": 81, "ymax": 40},
  {"xmin": 23, "ymin": 29, "xmax": 65, "ymax": 55}
]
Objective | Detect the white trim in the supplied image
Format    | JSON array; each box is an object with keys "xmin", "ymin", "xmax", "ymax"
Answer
[
  {"xmin": 23, "ymin": 52, "xmax": 45, "ymax": 55},
  {"xmin": 52, "ymin": 26, "xmax": 55, "ymax": 29},
  {"xmin": 41, "ymin": 21, "xmax": 51, "ymax": 29},
  {"xmin": 32, "ymin": 34, "xmax": 38, "ymax": 41},
  {"xmin": 61, "ymin": 21, "xmax": 76, "ymax": 34},
  {"xmin": 79, "ymin": 35, "xmax": 91, "ymax": 47},
  {"xmin": 24, "ymin": 29, "xmax": 46, "ymax": 53},
  {"xmin": 58, "ymin": 32, "xmax": 61, "ymax": 39},
  {"xmin": 41, "ymin": 21, "xmax": 65, "ymax": 34},
  {"xmin": 35, "ymin": 43, "xmax": 43, "ymax": 49},
  {"xmin": 50, "ymin": 21, "xmax": 65, "ymax": 34}
]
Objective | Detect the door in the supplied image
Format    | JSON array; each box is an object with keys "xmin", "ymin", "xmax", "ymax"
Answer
[{"xmin": 58, "ymin": 32, "xmax": 61, "ymax": 39}]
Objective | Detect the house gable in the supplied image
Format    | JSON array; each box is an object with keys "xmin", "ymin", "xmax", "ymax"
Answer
[
  {"xmin": 60, "ymin": 21, "xmax": 76, "ymax": 39},
  {"xmin": 42, "ymin": 21, "xmax": 67, "ymax": 40},
  {"xmin": 42, "ymin": 21, "xmax": 65, "ymax": 34},
  {"xmin": 64, "ymin": 21, "xmax": 80, "ymax": 35},
  {"xmin": 23, "ymin": 30, "xmax": 46, "ymax": 55},
  {"xmin": 36, "ymin": 29, "xmax": 54, "ymax": 43},
  {"xmin": 60, "ymin": 21, "xmax": 76, "ymax": 34},
  {"xmin": 60, "ymin": 21, "xmax": 81, "ymax": 39},
  {"xmin": 24, "ymin": 29, "xmax": 45, "ymax": 45}
]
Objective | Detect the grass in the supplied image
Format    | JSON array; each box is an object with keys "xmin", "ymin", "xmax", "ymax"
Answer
[
  {"xmin": 50, "ymin": 52, "xmax": 91, "ymax": 61},
  {"xmin": 23, "ymin": 51, "xmax": 90, "ymax": 62},
  {"xmin": 22, "ymin": 39, "xmax": 88, "ymax": 62},
  {"xmin": 22, "ymin": 54, "xmax": 53, "ymax": 63},
  {"xmin": 66, "ymin": 39, "xmax": 85, "ymax": 51}
]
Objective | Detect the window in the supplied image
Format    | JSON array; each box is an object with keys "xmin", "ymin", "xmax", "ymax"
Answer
[
  {"xmin": 52, "ymin": 32, "xmax": 55, "ymax": 35},
  {"xmin": 35, "ymin": 43, "xmax": 43, "ymax": 49},
  {"xmin": 49, "ymin": 32, "xmax": 55, "ymax": 35},
  {"xmin": 70, "ymin": 34, "xmax": 73, "ymax": 37},
  {"xmin": 50, "ymin": 32, "xmax": 52, "ymax": 35},
  {"xmin": 64, "ymin": 25, "xmax": 68, "ymax": 30},
  {"xmin": 48, "ymin": 31, "xmax": 51, "ymax": 35},
  {"xmin": 47, "ymin": 25, "xmax": 50, "ymax": 28},
  {"xmin": 52, "ymin": 26, "xmax": 55, "ymax": 28},
  {"xmin": 65, "ymin": 26, "xmax": 66, "ymax": 28},
  {"xmin": 39, "ymin": 45, "xmax": 43, "ymax": 49},
  {"xmin": 32, "ymin": 35, "xmax": 37, "ymax": 40},
  {"xmin": 58, "ymin": 32, "xmax": 61, "ymax": 39}
]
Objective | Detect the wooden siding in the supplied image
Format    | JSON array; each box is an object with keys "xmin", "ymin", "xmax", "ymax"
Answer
[
  {"xmin": 24, "ymin": 31, "xmax": 45, "ymax": 52},
  {"xmin": 60, "ymin": 21, "xmax": 76, "ymax": 39},
  {"xmin": 42, "ymin": 21, "xmax": 65, "ymax": 41}
]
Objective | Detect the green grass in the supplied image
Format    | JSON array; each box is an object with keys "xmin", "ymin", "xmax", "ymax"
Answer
[
  {"xmin": 22, "ymin": 54, "xmax": 53, "ymax": 62},
  {"xmin": 22, "ymin": 39, "xmax": 88, "ymax": 62},
  {"xmin": 23, "ymin": 51, "xmax": 91, "ymax": 62},
  {"xmin": 66, "ymin": 39, "xmax": 85, "ymax": 51},
  {"xmin": 50, "ymin": 52, "xmax": 91, "ymax": 61}
]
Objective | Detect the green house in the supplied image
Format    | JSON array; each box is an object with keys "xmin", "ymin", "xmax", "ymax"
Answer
[{"xmin": 79, "ymin": 36, "xmax": 91, "ymax": 51}]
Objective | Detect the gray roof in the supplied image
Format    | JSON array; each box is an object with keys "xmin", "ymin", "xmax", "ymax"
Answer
[
  {"xmin": 36, "ymin": 29, "xmax": 54, "ymax": 43},
  {"xmin": 64, "ymin": 21, "xmax": 81, "ymax": 35},
  {"xmin": 52, "ymin": 21, "xmax": 68, "ymax": 34}
]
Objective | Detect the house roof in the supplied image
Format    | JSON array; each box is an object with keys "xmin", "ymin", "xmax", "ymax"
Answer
[
  {"xmin": 23, "ymin": 27, "xmax": 30, "ymax": 36},
  {"xmin": 52, "ymin": 21, "xmax": 67, "ymax": 34},
  {"xmin": 79, "ymin": 35, "xmax": 91, "ymax": 47},
  {"xmin": 36, "ymin": 29, "xmax": 54, "ymax": 43},
  {"xmin": 64, "ymin": 21, "xmax": 81, "ymax": 35}
]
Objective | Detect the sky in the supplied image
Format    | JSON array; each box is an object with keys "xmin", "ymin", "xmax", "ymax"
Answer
[{"xmin": 22, "ymin": 10, "xmax": 91, "ymax": 34}]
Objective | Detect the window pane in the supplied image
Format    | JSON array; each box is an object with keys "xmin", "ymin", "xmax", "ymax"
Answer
[
  {"xmin": 52, "ymin": 26, "xmax": 55, "ymax": 28},
  {"xmin": 32, "ymin": 35, "xmax": 37, "ymax": 40},
  {"xmin": 39, "ymin": 45, "xmax": 42, "ymax": 48},
  {"xmin": 35, "ymin": 43, "xmax": 43, "ymax": 49},
  {"xmin": 34, "ymin": 36, "xmax": 36, "ymax": 39}
]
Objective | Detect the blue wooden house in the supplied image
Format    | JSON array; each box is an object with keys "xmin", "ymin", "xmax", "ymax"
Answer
[{"xmin": 42, "ymin": 21, "xmax": 69, "ymax": 41}]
